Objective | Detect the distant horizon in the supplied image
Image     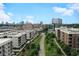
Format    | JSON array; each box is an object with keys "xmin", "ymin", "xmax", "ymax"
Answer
[
  {"xmin": 0, "ymin": 3, "xmax": 79, "ymax": 24},
  {"xmin": 0, "ymin": 21, "xmax": 79, "ymax": 25}
]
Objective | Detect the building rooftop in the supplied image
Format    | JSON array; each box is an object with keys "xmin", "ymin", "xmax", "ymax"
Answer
[
  {"xmin": 55, "ymin": 27, "xmax": 79, "ymax": 34},
  {"xmin": 0, "ymin": 29, "xmax": 35, "ymax": 38},
  {"xmin": 0, "ymin": 38, "xmax": 12, "ymax": 46}
]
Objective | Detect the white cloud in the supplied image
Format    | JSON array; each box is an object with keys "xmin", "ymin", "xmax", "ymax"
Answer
[
  {"xmin": 0, "ymin": 3, "xmax": 4, "ymax": 10},
  {"xmin": 53, "ymin": 7, "xmax": 67, "ymax": 13},
  {"xmin": 0, "ymin": 3, "xmax": 13, "ymax": 23},
  {"xmin": 69, "ymin": 3, "xmax": 79, "ymax": 10},
  {"xmin": 63, "ymin": 9, "xmax": 74, "ymax": 16},
  {"xmin": 52, "ymin": 3, "xmax": 79, "ymax": 16},
  {"xmin": 53, "ymin": 6, "xmax": 74, "ymax": 16},
  {"xmin": 7, "ymin": 12, "xmax": 13, "ymax": 16}
]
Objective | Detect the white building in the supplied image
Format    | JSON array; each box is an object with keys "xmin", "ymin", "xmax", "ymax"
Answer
[
  {"xmin": 24, "ymin": 30, "xmax": 36, "ymax": 40},
  {"xmin": 7, "ymin": 30, "xmax": 36, "ymax": 55},
  {"xmin": 0, "ymin": 29, "xmax": 37, "ymax": 55},
  {"xmin": 4, "ymin": 31, "xmax": 26, "ymax": 54},
  {"xmin": 0, "ymin": 38, "xmax": 13, "ymax": 56}
]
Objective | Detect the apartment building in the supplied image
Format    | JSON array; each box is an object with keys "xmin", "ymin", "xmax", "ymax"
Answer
[
  {"xmin": 0, "ymin": 38, "xmax": 13, "ymax": 56},
  {"xmin": 0, "ymin": 31, "xmax": 26, "ymax": 55},
  {"xmin": 55, "ymin": 27, "xmax": 79, "ymax": 49},
  {"xmin": 24, "ymin": 30, "xmax": 36, "ymax": 40},
  {"xmin": 0, "ymin": 29, "xmax": 37, "ymax": 55},
  {"xmin": 4, "ymin": 31, "xmax": 27, "ymax": 55}
]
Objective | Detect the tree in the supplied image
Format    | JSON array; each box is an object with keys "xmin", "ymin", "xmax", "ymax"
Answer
[
  {"xmin": 57, "ymin": 47, "xmax": 62, "ymax": 54},
  {"xmin": 71, "ymin": 49, "xmax": 77, "ymax": 56},
  {"xmin": 63, "ymin": 45, "xmax": 71, "ymax": 55},
  {"xmin": 30, "ymin": 43, "xmax": 36, "ymax": 49}
]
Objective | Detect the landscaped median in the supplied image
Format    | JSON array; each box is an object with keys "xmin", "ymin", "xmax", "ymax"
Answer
[
  {"xmin": 45, "ymin": 32, "xmax": 64, "ymax": 56},
  {"xmin": 22, "ymin": 34, "xmax": 42, "ymax": 56}
]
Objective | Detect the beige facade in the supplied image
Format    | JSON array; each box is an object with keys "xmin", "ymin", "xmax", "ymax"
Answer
[
  {"xmin": 22, "ymin": 23, "xmax": 43, "ymax": 32},
  {"xmin": 22, "ymin": 23, "xmax": 34, "ymax": 30},
  {"xmin": 55, "ymin": 27, "xmax": 79, "ymax": 48}
]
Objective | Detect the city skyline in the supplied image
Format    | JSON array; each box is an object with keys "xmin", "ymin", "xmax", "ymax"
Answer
[{"xmin": 0, "ymin": 3, "xmax": 79, "ymax": 24}]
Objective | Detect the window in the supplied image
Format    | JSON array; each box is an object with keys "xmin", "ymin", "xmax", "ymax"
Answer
[
  {"xmin": 2, "ymin": 46, "xmax": 5, "ymax": 56},
  {"xmin": 18, "ymin": 37, "xmax": 21, "ymax": 46},
  {"xmin": 8, "ymin": 42, "xmax": 10, "ymax": 45},
  {"xmin": 25, "ymin": 34, "xmax": 27, "ymax": 39},
  {"xmin": 77, "ymin": 43, "xmax": 79, "ymax": 48},
  {"xmin": 69, "ymin": 41, "xmax": 72, "ymax": 44},
  {"xmin": 69, "ymin": 34, "xmax": 72, "ymax": 37},
  {"xmin": 9, "ymin": 36, "xmax": 12, "ymax": 38},
  {"xmin": 0, "ymin": 51, "xmax": 1, "ymax": 54},
  {"xmin": 69, "ymin": 44, "xmax": 72, "ymax": 47},
  {"xmin": 18, "ymin": 37, "xmax": 21, "ymax": 40},
  {"xmin": 77, "ymin": 37, "xmax": 79, "ymax": 42},
  {"xmin": 3, "ymin": 36, "xmax": 7, "ymax": 38},
  {"xmin": 29, "ymin": 33, "xmax": 31, "ymax": 38},
  {"xmin": 69, "ymin": 38, "xmax": 72, "ymax": 41}
]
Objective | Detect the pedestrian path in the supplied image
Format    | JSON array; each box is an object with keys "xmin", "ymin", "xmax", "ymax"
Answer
[{"xmin": 39, "ymin": 33, "xmax": 45, "ymax": 56}]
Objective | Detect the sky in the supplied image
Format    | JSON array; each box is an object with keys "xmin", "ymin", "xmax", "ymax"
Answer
[{"xmin": 0, "ymin": 3, "xmax": 79, "ymax": 24}]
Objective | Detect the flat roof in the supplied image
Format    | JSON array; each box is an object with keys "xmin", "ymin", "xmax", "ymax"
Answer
[
  {"xmin": 0, "ymin": 38, "xmax": 12, "ymax": 46},
  {"xmin": 60, "ymin": 28, "xmax": 79, "ymax": 34},
  {"xmin": 0, "ymin": 30, "xmax": 35, "ymax": 37}
]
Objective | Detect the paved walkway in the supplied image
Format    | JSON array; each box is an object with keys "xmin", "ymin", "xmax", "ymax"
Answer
[
  {"xmin": 53, "ymin": 38, "xmax": 67, "ymax": 56},
  {"xmin": 39, "ymin": 33, "xmax": 45, "ymax": 56}
]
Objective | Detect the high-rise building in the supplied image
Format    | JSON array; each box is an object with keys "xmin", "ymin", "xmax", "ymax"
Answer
[
  {"xmin": 52, "ymin": 18, "xmax": 62, "ymax": 30},
  {"xmin": 52, "ymin": 18, "xmax": 62, "ymax": 24}
]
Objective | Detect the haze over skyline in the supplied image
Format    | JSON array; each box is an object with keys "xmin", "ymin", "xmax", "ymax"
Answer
[{"xmin": 0, "ymin": 3, "xmax": 79, "ymax": 24}]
